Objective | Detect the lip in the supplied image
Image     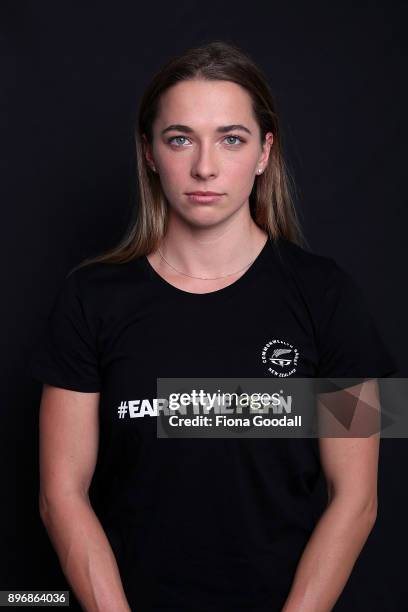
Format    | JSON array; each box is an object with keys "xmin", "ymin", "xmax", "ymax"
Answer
[
  {"xmin": 185, "ymin": 191, "xmax": 225, "ymax": 203},
  {"xmin": 186, "ymin": 191, "xmax": 223, "ymax": 196}
]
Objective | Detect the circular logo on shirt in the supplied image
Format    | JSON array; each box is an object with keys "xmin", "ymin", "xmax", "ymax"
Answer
[{"xmin": 261, "ymin": 339, "xmax": 299, "ymax": 377}]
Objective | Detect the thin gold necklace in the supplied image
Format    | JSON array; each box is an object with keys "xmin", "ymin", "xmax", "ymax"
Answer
[{"xmin": 156, "ymin": 245, "xmax": 259, "ymax": 280}]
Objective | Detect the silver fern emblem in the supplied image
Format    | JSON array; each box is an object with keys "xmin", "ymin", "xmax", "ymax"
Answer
[{"xmin": 269, "ymin": 347, "xmax": 292, "ymax": 367}]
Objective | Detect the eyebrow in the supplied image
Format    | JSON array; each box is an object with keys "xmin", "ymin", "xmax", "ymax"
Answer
[{"xmin": 161, "ymin": 124, "xmax": 252, "ymax": 136}]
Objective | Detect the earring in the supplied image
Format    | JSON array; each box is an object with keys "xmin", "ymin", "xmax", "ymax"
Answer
[{"xmin": 257, "ymin": 167, "xmax": 263, "ymax": 174}]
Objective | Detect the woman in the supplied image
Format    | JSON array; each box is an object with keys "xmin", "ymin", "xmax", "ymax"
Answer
[{"xmin": 28, "ymin": 41, "xmax": 396, "ymax": 611}]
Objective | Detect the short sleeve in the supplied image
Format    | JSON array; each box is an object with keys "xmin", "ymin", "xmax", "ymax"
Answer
[
  {"xmin": 26, "ymin": 270, "xmax": 101, "ymax": 392},
  {"xmin": 316, "ymin": 260, "xmax": 397, "ymax": 381}
]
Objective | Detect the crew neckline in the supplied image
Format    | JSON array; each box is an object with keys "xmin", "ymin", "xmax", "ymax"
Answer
[{"xmin": 142, "ymin": 236, "xmax": 273, "ymax": 300}]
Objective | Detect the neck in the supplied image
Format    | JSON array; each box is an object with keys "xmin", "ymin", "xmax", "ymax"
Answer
[{"xmin": 156, "ymin": 213, "xmax": 268, "ymax": 278}]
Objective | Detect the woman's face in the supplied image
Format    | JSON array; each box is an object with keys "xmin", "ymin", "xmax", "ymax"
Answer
[{"xmin": 144, "ymin": 79, "xmax": 273, "ymax": 228}]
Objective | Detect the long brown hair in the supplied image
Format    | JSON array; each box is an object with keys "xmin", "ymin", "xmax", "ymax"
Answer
[{"xmin": 74, "ymin": 40, "xmax": 307, "ymax": 270}]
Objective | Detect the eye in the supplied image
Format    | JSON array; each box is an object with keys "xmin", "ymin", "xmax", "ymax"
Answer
[
  {"xmin": 167, "ymin": 134, "xmax": 246, "ymax": 147},
  {"xmin": 224, "ymin": 135, "xmax": 245, "ymax": 146},
  {"xmin": 167, "ymin": 136, "xmax": 191, "ymax": 146}
]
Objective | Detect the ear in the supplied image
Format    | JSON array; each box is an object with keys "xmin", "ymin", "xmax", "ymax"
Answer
[
  {"xmin": 141, "ymin": 133, "xmax": 156, "ymax": 172},
  {"xmin": 258, "ymin": 131, "xmax": 274, "ymax": 167}
]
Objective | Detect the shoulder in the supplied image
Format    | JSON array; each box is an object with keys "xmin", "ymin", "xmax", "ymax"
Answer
[
  {"xmin": 62, "ymin": 256, "xmax": 148, "ymax": 312},
  {"xmin": 271, "ymin": 237, "xmax": 365, "ymax": 344},
  {"xmin": 67, "ymin": 255, "xmax": 146, "ymax": 285},
  {"xmin": 273, "ymin": 236, "xmax": 346, "ymax": 291}
]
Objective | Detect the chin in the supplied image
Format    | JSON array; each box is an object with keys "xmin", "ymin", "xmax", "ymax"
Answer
[{"xmin": 183, "ymin": 209, "xmax": 226, "ymax": 228}]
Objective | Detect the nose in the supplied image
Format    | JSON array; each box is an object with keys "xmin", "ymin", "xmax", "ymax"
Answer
[{"xmin": 191, "ymin": 142, "xmax": 219, "ymax": 179}]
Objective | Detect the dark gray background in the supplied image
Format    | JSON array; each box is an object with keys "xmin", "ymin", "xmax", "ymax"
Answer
[{"xmin": 2, "ymin": 1, "xmax": 407, "ymax": 609}]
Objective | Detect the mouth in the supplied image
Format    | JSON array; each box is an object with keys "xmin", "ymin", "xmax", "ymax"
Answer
[{"xmin": 185, "ymin": 191, "xmax": 225, "ymax": 203}]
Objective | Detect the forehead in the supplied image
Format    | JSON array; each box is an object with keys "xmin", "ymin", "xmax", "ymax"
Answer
[{"xmin": 156, "ymin": 79, "xmax": 256, "ymax": 128}]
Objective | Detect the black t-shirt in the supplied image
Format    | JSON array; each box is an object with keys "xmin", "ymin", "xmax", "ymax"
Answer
[{"xmin": 27, "ymin": 236, "xmax": 396, "ymax": 611}]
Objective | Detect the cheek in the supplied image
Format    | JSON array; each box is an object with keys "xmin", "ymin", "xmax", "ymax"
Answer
[
  {"xmin": 226, "ymin": 160, "xmax": 256, "ymax": 194},
  {"xmin": 157, "ymin": 148, "xmax": 257, "ymax": 196},
  {"xmin": 229, "ymin": 161, "xmax": 254, "ymax": 179},
  {"xmin": 226, "ymin": 148, "xmax": 257, "ymax": 177},
  {"xmin": 159, "ymin": 159, "xmax": 186, "ymax": 192}
]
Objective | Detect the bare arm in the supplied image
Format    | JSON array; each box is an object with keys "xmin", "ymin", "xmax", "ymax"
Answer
[
  {"xmin": 281, "ymin": 379, "xmax": 380, "ymax": 612},
  {"xmin": 38, "ymin": 384, "xmax": 131, "ymax": 612}
]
